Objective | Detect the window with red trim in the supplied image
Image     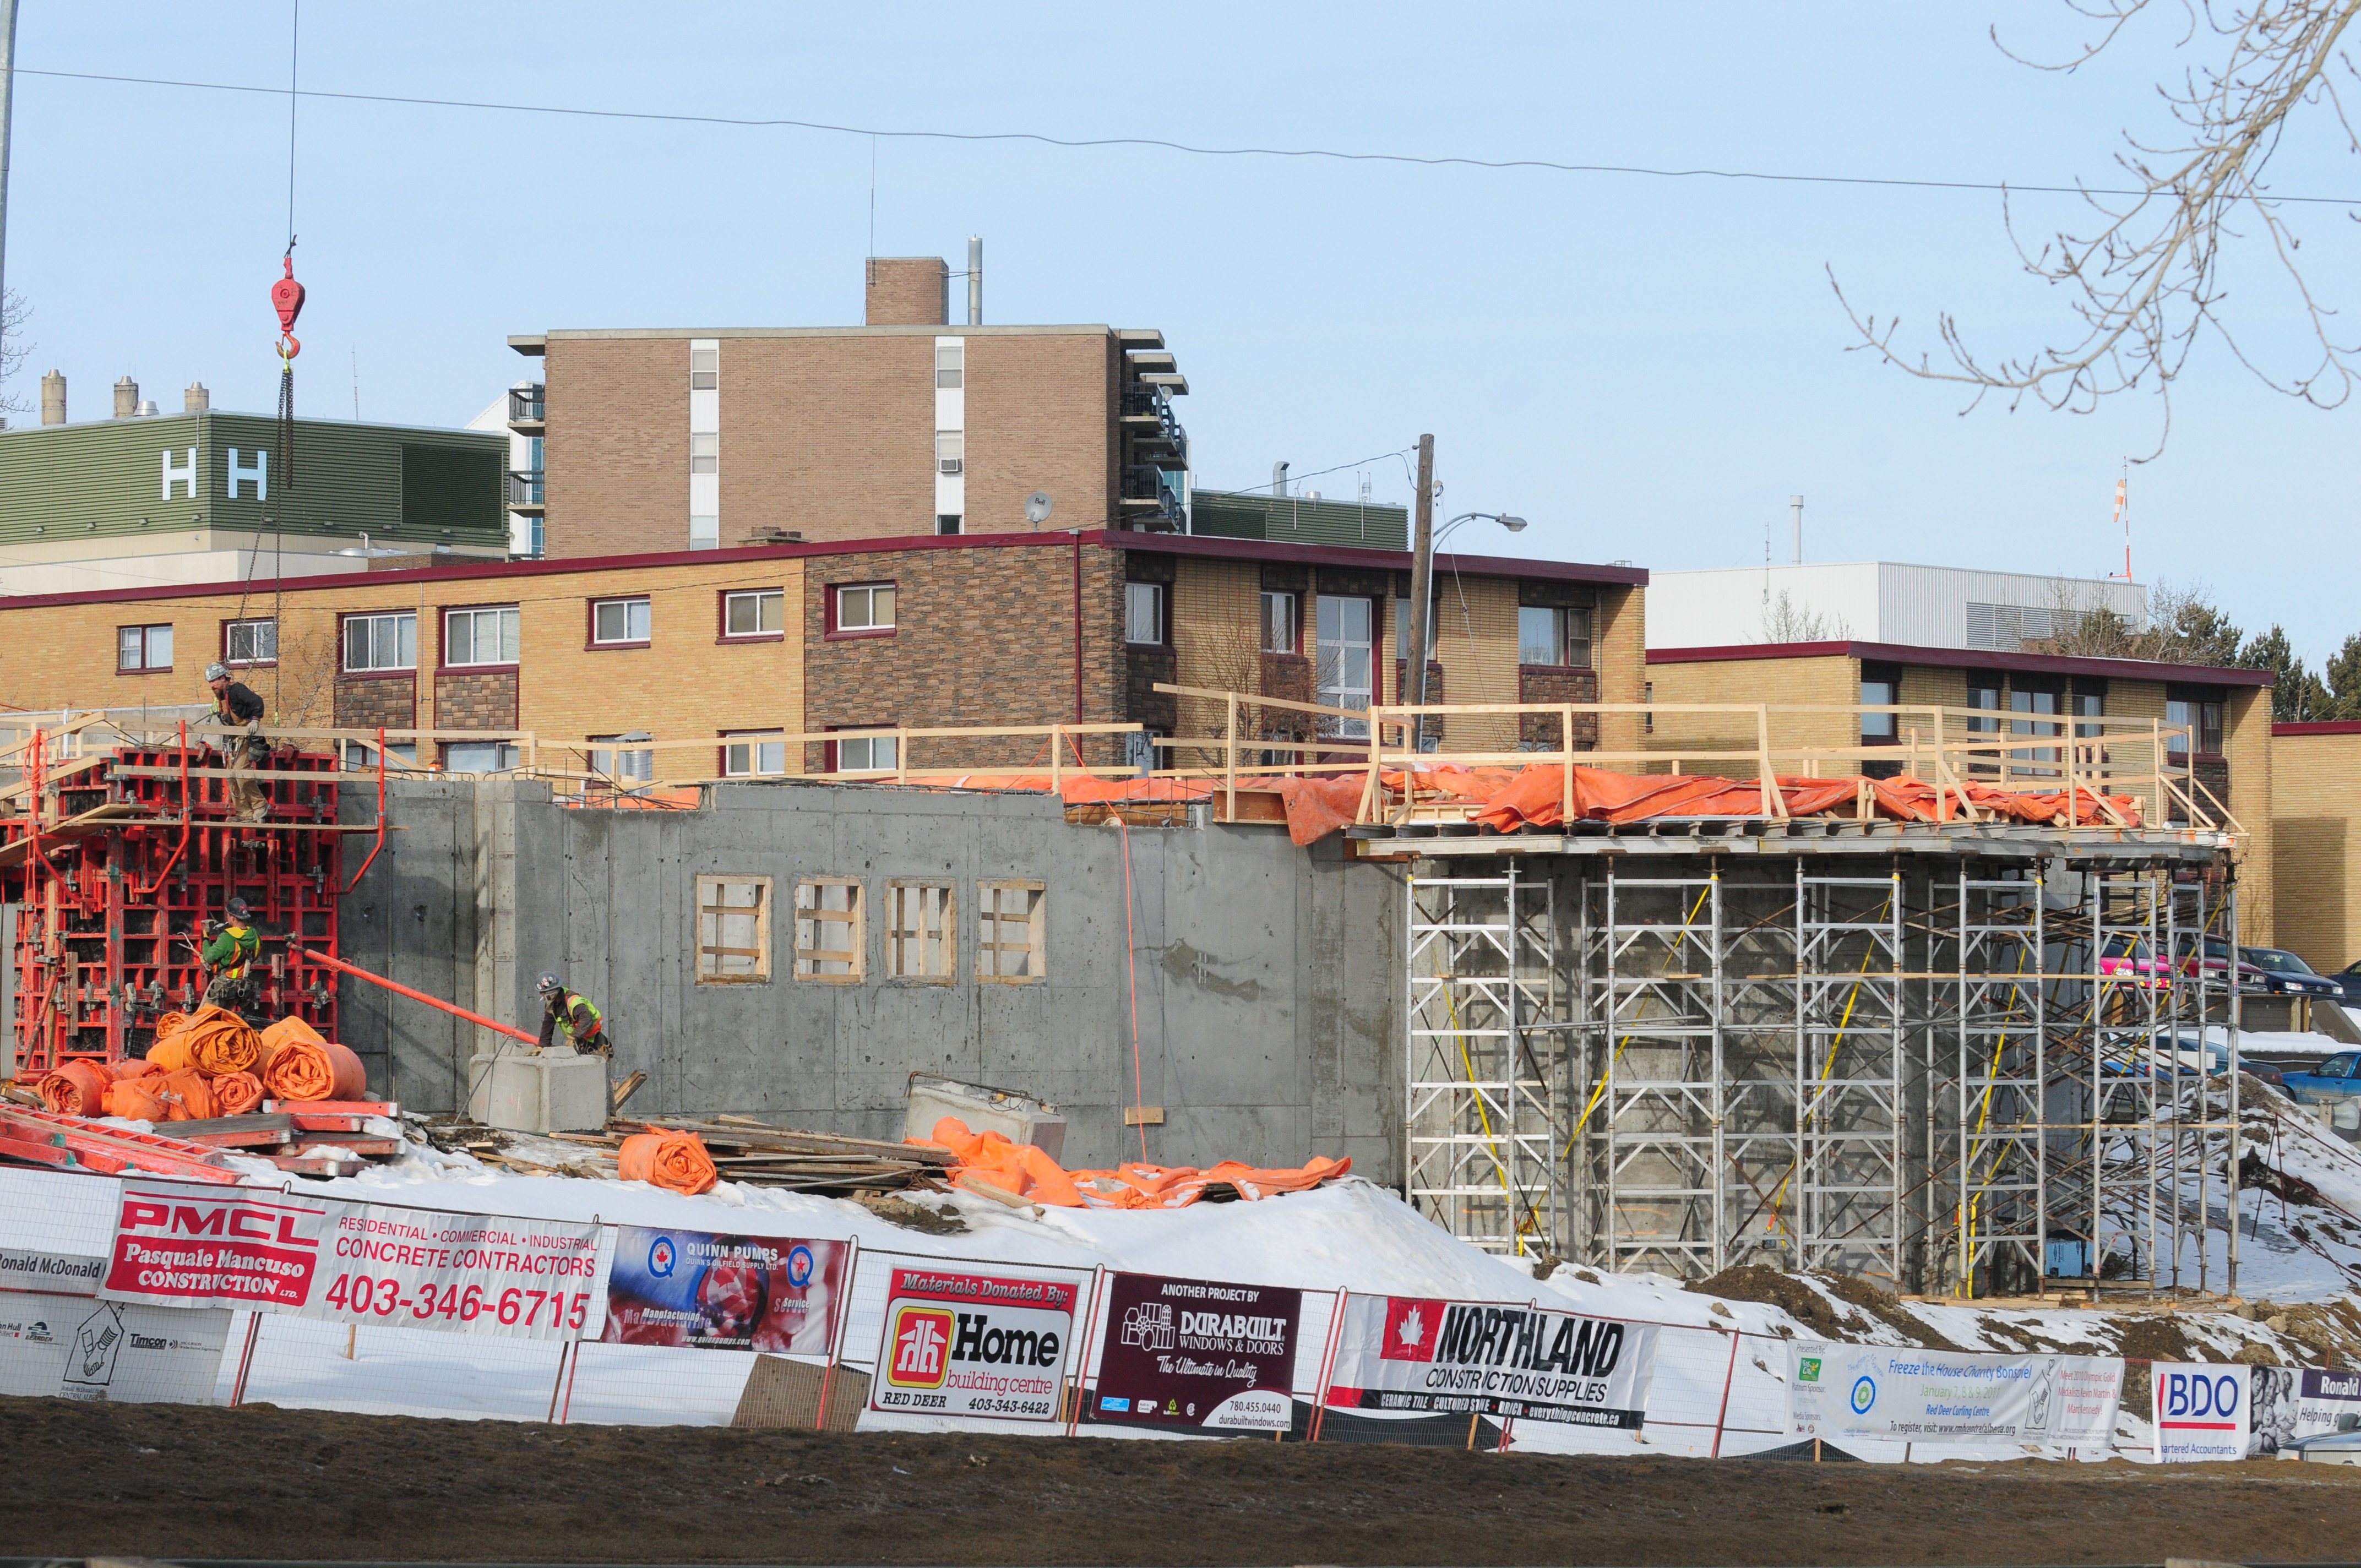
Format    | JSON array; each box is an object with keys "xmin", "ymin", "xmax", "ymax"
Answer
[{"xmin": 828, "ymin": 582, "xmax": 895, "ymax": 638}]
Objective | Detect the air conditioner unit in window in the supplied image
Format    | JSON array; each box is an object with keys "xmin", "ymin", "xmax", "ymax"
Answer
[{"xmin": 938, "ymin": 456, "xmax": 964, "ymax": 475}]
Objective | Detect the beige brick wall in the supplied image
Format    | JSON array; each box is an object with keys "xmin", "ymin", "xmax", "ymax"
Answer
[
  {"xmin": 545, "ymin": 337, "xmax": 690, "ymax": 560},
  {"xmin": 2272, "ymin": 730, "xmax": 2361, "ymax": 968},
  {"xmin": 1645, "ymin": 654, "xmax": 1856, "ymax": 777},
  {"xmin": 2224, "ymin": 686, "xmax": 2274, "ymax": 945},
  {"xmin": 1432, "ymin": 574, "xmax": 1519, "ymax": 753},
  {"xmin": 964, "ymin": 334, "xmax": 1113, "ymax": 535},
  {"xmin": 1596, "ymin": 584, "xmax": 1645, "ymax": 761},
  {"xmin": 721, "ymin": 335, "xmax": 933, "ymax": 546},
  {"xmin": 1169, "ymin": 559, "xmax": 1261, "ymax": 754}
]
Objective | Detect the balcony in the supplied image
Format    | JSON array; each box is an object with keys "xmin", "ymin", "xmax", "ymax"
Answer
[
  {"xmin": 508, "ymin": 469, "xmax": 545, "ymax": 514},
  {"xmin": 1119, "ymin": 464, "xmax": 1187, "ymax": 531},
  {"xmin": 507, "ymin": 384, "xmax": 546, "ymax": 434}
]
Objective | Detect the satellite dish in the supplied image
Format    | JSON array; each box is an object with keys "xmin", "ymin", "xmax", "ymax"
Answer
[{"xmin": 1025, "ymin": 491, "xmax": 1054, "ymax": 526}]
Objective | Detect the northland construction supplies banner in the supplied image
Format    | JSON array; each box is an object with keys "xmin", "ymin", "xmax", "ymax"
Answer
[
  {"xmin": 1087, "ymin": 1271, "xmax": 1302, "ymax": 1433},
  {"xmin": 1791, "ymin": 1344, "xmax": 2122, "ymax": 1447},
  {"xmin": 870, "ymin": 1266, "xmax": 1078, "ymax": 1422},
  {"xmin": 1324, "ymin": 1295, "xmax": 1659, "ymax": 1429},
  {"xmin": 99, "ymin": 1182, "xmax": 612, "ymax": 1341},
  {"xmin": 599, "ymin": 1227, "xmax": 849, "ymax": 1353}
]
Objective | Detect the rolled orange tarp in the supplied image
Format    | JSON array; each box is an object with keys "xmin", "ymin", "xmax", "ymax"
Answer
[
  {"xmin": 152, "ymin": 1068, "xmax": 217, "ymax": 1121},
  {"xmin": 617, "ymin": 1130, "xmax": 718, "ymax": 1196},
  {"xmin": 37, "ymin": 1061, "xmax": 111, "ymax": 1117},
  {"xmin": 107, "ymin": 1058, "xmax": 162, "ymax": 1082},
  {"xmin": 145, "ymin": 1032, "xmax": 197, "ymax": 1074},
  {"xmin": 211, "ymin": 1070, "xmax": 266, "ymax": 1115},
  {"xmin": 257, "ymin": 1015, "xmax": 326, "ymax": 1075},
  {"xmin": 104, "ymin": 1076, "xmax": 171, "ymax": 1122},
  {"xmin": 149, "ymin": 1011, "xmax": 190, "ymax": 1042},
  {"xmin": 183, "ymin": 1008, "xmax": 265, "ymax": 1076},
  {"xmin": 263, "ymin": 1035, "xmax": 366, "ymax": 1103}
]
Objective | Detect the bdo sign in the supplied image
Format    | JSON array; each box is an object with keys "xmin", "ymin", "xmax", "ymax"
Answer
[{"xmin": 2152, "ymin": 1363, "xmax": 2249, "ymax": 1462}]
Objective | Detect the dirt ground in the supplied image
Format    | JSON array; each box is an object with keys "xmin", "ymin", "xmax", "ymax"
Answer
[{"xmin": 7, "ymin": 1394, "xmax": 2361, "ymax": 1566}]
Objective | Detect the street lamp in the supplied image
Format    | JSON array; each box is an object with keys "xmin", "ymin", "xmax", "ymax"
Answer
[{"xmin": 1407, "ymin": 511, "xmax": 1527, "ymax": 721}]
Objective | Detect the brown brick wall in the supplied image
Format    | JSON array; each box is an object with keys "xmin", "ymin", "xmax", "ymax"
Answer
[
  {"xmin": 432, "ymin": 669, "xmax": 519, "ymax": 731},
  {"xmin": 865, "ymin": 259, "xmax": 948, "ymax": 326},
  {"xmin": 800, "ymin": 540, "xmax": 1124, "ymax": 772},
  {"xmin": 545, "ymin": 337, "xmax": 690, "ymax": 560},
  {"xmin": 721, "ymin": 335, "xmax": 934, "ymax": 547},
  {"xmin": 1518, "ymin": 666, "xmax": 1601, "ymax": 749},
  {"xmin": 966, "ymin": 334, "xmax": 1114, "ymax": 533},
  {"xmin": 335, "ymin": 675, "xmax": 416, "ymax": 731}
]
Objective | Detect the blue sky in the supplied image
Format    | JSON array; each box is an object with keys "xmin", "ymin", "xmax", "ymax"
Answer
[{"xmin": 8, "ymin": 3, "xmax": 2354, "ymax": 661}]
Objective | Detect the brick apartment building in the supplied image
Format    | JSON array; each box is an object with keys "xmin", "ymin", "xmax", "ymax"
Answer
[
  {"xmin": 0, "ymin": 529, "xmax": 1649, "ymax": 778},
  {"xmin": 508, "ymin": 257, "xmax": 1194, "ymax": 557}
]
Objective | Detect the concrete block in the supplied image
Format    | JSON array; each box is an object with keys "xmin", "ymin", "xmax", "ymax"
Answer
[
  {"xmin": 905, "ymin": 1072, "xmax": 1065, "ymax": 1161},
  {"xmin": 471, "ymin": 1050, "xmax": 610, "ymax": 1134}
]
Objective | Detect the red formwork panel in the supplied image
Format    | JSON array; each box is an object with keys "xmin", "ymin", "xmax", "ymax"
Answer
[{"xmin": 3, "ymin": 740, "xmax": 345, "ymax": 1076}]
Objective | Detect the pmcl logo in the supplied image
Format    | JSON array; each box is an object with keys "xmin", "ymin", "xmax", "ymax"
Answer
[
  {"xmin": 646, "ymin": 1237, "xmax": 677, "ymax": 1277},
  {"xmin": 886, "ymin": 1304, "xmax": 956, "ymax": 1390},
  {"xmin": 1850, "ymin": 1376, "xmax": 1878, "ymax": 1415}
]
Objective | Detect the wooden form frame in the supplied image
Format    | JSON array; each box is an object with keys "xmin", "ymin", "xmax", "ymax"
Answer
[
  {"xmin": 977, "ymin": 880, "xmax": 1045, "ymax": 984},
  {"xmin": 793, "ymin": 877, "xmax": 865, "ymax": 983},
  {"xmin": 695, "ymin": 873, "xmax": 773, "ymax": 985},
  {"xmin": 885, "ymin": 880, "xmax": 958, "ymax": 983}
]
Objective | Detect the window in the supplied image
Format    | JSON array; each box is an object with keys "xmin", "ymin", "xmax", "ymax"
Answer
[
  {"xmin": 224, "ymin": 618, "xmax": 277, "ymax": 666},
  {"xmin": 690, "ymin": 515, "xmax": 719, "ymax": 551},
  {"xmin": 936, "ymin": 514, "xmax": 963, "ymax": 536},
  {"xmin": 1391, "ymin": 597, "xmax": 1437, "ymax": 662},
  {"xmin": 794, "ymin": 878, "xmax": 864, "ymax": 982},
  {"xmin": 832, "ymin": 582, "xmax": 895, "ymax": 635},
  {"xmin": 443, "ymin": 741, "xmax": 520, "ymax": 773},
  {"xmin": 722, "ymin": 729, "xmax": 787, "ymax": 777},
  {"xmin": 117, "ymin": 623, "xmax": 173, "ymax": 673},
  {"xmin": 345, "ymin": 739, "xmax": 420, "ymax": 771},
  {"xmin": 1125, "ymin": 581, "xmax": 1165, "ymax": 645},
  {"xmin": 444, "ymin": 606, "xmax": 520, "ymax": 667},
  {"xmin": 833, "ymin": 732, "xmax": 897, "ymax": 773},
  {"xmin": 592, "ymin": 597, "xmax": 652, "ymax": 646},
  {"xmin": 590, "ymin": 733, "xmax": 655, "ymax": 784},
  {"xmin": 1316, "ymin": 595, "xmax": 1374, "ymax": 739},
  {"xmin": 690, "ymin": 432, "xmax": 719, "ymax": 475},
  {"xmin": 1860, "ymin": 663, "xmax": 1900, "ymax": 742},
  {"xmin": 887, "ymin": 881, "xmax": 956, "ymax": 982},
  {"xmin": 723, "ymin": 589, "xmax": 785, "ymax": 639},
  {"xmin": 697, "ymin": 874, "xmax": 770, "ymax": 983},
  {"xmin": 977, "ymin": 880, "xmax": 1045, "ymax": 982},
  {"xmin": 1517, "ymin": 605, "xmax": 1591, "ymax": 668},
  {"xmin": 2071, "ymin": 689, "xmax": 2105, "ymax": 739},
  {"xmin": 2167, "ymin": 693, "xmax": 2224, "ymax": 758},
  {"xmin": 935, "ymin": 342, "xmax": 964, "ymax": 389},
  {"xmin": 2010, "ymin": 686, "xmax": 2062, "ymax": 772},
  {"xmin": 1260, "ymin": 591, "xmax": 1298, "ymax": 655},
  {"xmin": 528, "ymin": 517, "xmax": 546, "ymax": 559},
  {"xmin": 934, "ymin": 431, "xmax": 964, "ymax": 476},
  {"xmin": 690, "ymin": 347, "xmax": 719, "ymax": 390},
  {"xmin": 342, "ymin": 612, "xmax": 417, "ymax": 673},
  {"xmin": 1966, "ymin": 680, "xmax": 2001, "ymax": 733}
]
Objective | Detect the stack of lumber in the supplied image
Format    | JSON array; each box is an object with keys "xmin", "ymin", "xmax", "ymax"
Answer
[{"xmin": 548, "ymin": 1114, "xmax": 954, "ymax": 1194}]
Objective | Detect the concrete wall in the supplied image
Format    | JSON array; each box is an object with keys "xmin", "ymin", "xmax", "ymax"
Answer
[{"xmin": 342, "ymin": 777, "xmax": 1405, "ymax": 1179}]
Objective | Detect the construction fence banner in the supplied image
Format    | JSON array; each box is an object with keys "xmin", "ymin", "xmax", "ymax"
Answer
[
  {"xmin": 98, "ymin": 1180, "xmax": 613, "ymax": 1341},
  {"xmin": 1790, "ymin": 1343, "xmax": 2122, "ymax": 1448},
  {"xmin": 2298, "ymin": 1368, "xmax": 2361, "ymax": 1442},
  {"xmin": 869, "ymin": 1264, "xmax": 1078, "ymax": 1423},
  {"xmin": 1085, "ymin": 1270, "xmax": 1301, "ymax": 1433},
  {"xmin": 1324, "ymin": 1294, "xmax": 1659, "ymax": 1430},
  {"xmin": 599, "ymin": 1225, "xmax": 850, "ymax": 1354},
  {"xmin": 0, "ymin": 1291, "xmax": 231, "ymax": 1404}
]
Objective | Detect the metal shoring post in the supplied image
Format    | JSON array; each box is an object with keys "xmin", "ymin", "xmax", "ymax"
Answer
[
  {"xmin": 2088, "ymin": 869, "xmax": 2104, "ymax": 1287},
  {"xmin": 2032, "ymin": 870, "xmax": 2048, "ymax": 1295},
  {"xmin": 1791, "ymin": 857, "xmax": 1808, "ymax": 1271},
  {"xmin": 2144, "ymin": 870, "xmax": 2162, "ymax": 1294},
  {"xmin": 1709, "ymin": 865, "xmax": 1726, "ymax": 1274},
  {"xmin": 2226, "ymin": 878, "xmax": 2242, "ymax": 1297},
  {"xmin": 1603, "ymin": 863, "xmax": 1620, "ymax": 1270},
  {"xmin": 1507, "ymin": 859, "xmax": 1525, "ymax": 1255},
  {"xmin": 2164, "ymin": 870, "xmax": 2185, "ymax": 1291},
  {"xmin": 1886, "ymin": 864, "xmax": 1905, "ymax": 1288},
  {"xmin": 1958, "ymin": 861, "xmax": 1972, "ymax": 1295}
]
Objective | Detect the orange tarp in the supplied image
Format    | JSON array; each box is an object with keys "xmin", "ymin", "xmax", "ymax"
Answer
[
  {"xmin": 183, "ymin": 1007, "xmax": 266, "ymax": 1076},
  {"xmin": 145, "ymin": 1032, "xmax": 197, "ymax": 1074},
  {"xmin": 107, "ymin": 1059, "xmax": 160, "ymax": 1082},
  {"xmin": 618, "ymin": 1130, "xmax": 719, "ymax": 1196},
  {"xmin": 151, "ymin": 1069, "xmax": 216, "ymax": 1121},
  {"xmin": 212, "ymin": 1070, "xmax": 266, "ymax": 1115},
  {"xmin": 919, "ymin": 1117, "xmax": 1352, "ymax": 1211},
  {"xmin": 38, "ymin": 1061, "xmax": 110, "ymax": 1117},
  {"xmin": 263, "ymin": 1036, "xmax": 368, "ymax": 1103}
]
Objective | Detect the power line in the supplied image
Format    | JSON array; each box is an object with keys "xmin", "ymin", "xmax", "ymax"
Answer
[{"xmin": 21, "ymin": 64, "xmax": 2361, "ymax": 208}]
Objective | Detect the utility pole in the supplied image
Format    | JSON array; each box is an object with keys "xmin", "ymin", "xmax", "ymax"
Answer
[
  {"xmin": 1406, "ymin": 433, "xmax": 1435, "ymax": 717},
  {"xmin": 0, "ymin": 0, "xmax": 20, "ymax": 374}
]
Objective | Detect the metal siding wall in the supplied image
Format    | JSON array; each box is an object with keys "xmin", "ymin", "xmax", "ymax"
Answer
[{"xmin": 1877, "ymin": 563, "xmax": 2147, "ymax": 649}]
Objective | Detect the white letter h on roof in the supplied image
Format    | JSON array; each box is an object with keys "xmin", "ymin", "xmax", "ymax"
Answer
[
  {"xmin": 226, "ymin": 448, "xmax": 266, "ymax": 500},
  {"xmin": 161, "ymin": 447, "xmax": 197, "ymax": 499}
]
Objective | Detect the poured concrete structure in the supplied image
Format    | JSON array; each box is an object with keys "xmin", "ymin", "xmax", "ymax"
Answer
[{"xmin": 339, "ymin": 777, "xmax": 1402, "ymax": 1177}]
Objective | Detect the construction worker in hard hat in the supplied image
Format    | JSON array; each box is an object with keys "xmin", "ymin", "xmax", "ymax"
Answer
[
  {"xmin": 199, "ymin": 896, "xmax": 265, "ymax": 1015},
  {"xmin": 536, "ymin": 974, "xmax": 610, "ymax": 1056},
  {"xmin": 204, "ymin": 661, "xmax": 271, "ymax": 823}
]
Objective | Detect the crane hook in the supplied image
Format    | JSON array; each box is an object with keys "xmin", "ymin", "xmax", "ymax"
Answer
[{"xmin": 271, "ymin": 254, "xmax": 306, "ymax": 360}]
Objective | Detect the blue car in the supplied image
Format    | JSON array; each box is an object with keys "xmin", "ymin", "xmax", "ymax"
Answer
[{"xmin": 2281, "ymin": 1051, "xmax": 2361, "ymax": 1106}]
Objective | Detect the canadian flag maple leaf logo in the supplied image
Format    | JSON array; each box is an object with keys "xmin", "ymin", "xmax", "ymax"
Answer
[{"xmin": 1380, "ymin": 1297, "xmax": 1445, "ymax": 1362}]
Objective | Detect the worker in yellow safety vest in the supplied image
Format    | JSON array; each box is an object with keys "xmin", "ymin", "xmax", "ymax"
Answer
[
  {"xmin": 536, "ymin": 973, "xmax": 610, "ymax": 1055},
  {"xmin": 199, "ymin": 897, "xmax": 265, "ymax": 1014}
]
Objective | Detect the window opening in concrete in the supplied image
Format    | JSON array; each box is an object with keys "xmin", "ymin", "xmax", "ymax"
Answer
[
  {"xmin": 723, "ymin": 730, "xmax": 786, "ymax": 777},
  {"xmin": 888, "ymin": 880, "xmax": 956, "ymax": 982},
  {"xmin": 117, "ymin": 624, "xmax": 173, "ymax": 673},
  {"xmin": 445, "ymin": 606, "xmax": 520, "ymax": 667},
  {"xmin": 698, "ymin": 874, "xmax": 772, "ymax": 984},
  {"xmin": 723, "ymin": 590, "xmax": 785, "ymax": 638},
  {"xmin": 592, "ymin": 597, "xmax": 651, "ymax": 645},
  {"xmin": 795, "ymin": 878, "xmax": 864, "ymax": 982},
  {"xmin": 224, "ymin": 618, "xmax": 277, "ymax": 666},
  {"xmin": 1125, "ymin": 582, "xmax": 1165, "ymax": 645},
  {"xmin": 342, "ymin": 612, "xmax": 416, "ymax": 672},
  {"xmin": 978, "ymin": 880, "xmax": 1045, "ymax": 983}
]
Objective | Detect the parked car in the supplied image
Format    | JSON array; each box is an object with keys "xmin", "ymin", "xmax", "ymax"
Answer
[
  {"xmin": 2098, "ymin": 934, "xmax": 2173, "ymax": 990},
  {"xmin": 2280, "ymin": 1051, "xmax": 2361, "ymax": 1105},
  {"xmin": 2171, "ymin": 934, "xmax": 2273, "ymax": 992},
  {"xmin": 2330, "ymin": 960, "xmax": 2361, "ymax": 1005},
  {"xmin": 2240, "ymin": 946, "xmax": 2345, "ymax": 1000}
]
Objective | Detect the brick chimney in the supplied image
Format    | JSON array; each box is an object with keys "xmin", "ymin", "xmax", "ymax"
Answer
[
  {"xmin": 185, "ymin": 382, "xmax": 210, "ymax": 412},
  {"xmin": 113, "ymin": 376, "xmax": 140, "ymax": 418},
  {"xmin": 864, "ymin": 257, "xmax": 949, "ymax": 326},
  {"xmin": 40, "ymin": 369, "xmax": 64, "ymax": 425}
]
